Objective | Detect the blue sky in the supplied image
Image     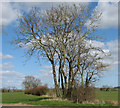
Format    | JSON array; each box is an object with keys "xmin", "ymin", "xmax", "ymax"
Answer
[{"xmin": 0, "ymin": 1, "xmax": 119, "ymax": 89}]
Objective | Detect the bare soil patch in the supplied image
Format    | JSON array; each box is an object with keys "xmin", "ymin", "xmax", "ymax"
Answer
[{"xmin": 1, "ymin": 103, "xmax": 38, "ymax": 106}]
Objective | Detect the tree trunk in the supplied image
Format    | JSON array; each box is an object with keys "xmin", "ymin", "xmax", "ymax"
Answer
[
  {"xmin": 85, "ymin": 72, "xmax": 89, "ymax": 88},
  {"xmin": 52, "ymin": 61, "xmax": 60, "ymax": 97},
  {"xmin": 64, "ymin": 75, "xmax": 67, "ymax": 98},
  {"xmin": 61, "ymin": 72, "xmax": 64, "ymax": 97},
  {"xmin": 81, "ymin": 74, "xmax": 84, "ymax": 88},
  {"xmin": 67, "ymin": 61, "xmax": 73, "ymax": 99}
]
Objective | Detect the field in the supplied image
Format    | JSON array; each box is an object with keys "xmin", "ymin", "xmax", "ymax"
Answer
[
  {"xmin": 1, "ymin": 90, "xmax": 118, "ymax": 106},
  {"xmin": 97, "ymin": 91, "xmax": 118, "ymax": 101}
]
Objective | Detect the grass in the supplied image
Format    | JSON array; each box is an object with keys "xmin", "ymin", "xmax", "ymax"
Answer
[
  {"xmin": 1, "ymin": 92, "xmax": 93, "ymax": 106},
  {"xmin": 1, "ymin": 90, "xmax": 118, "ymax": 106},
  {"xmin": 97, "ymin": 90, "xmax": 118, "ymax": 101}
]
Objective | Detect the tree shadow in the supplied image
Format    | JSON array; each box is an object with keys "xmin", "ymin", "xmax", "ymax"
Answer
[{"xmin": 28, "ymin": 97, "xmax": 53, "ymax": 101}]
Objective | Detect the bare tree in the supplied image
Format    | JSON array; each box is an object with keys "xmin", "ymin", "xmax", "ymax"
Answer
[
  {"xmin": 22, "ymin": 76, "xmax": 41, "ymax": 89},
  {"xmin": 13, "ymin": 3, "xmax": 110, "ymax": 98}
]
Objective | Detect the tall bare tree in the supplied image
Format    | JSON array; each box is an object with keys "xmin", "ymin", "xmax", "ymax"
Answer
[{"xmin": 13, "ymin": 3, "xmax": 109, "ymax": 98}]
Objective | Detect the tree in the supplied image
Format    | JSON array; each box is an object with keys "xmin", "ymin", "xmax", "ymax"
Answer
[
  {"xmin": 22, "ymin": 76, "xmax": 41, "ymax": 89},
  {"xmin": 13, "ymin": 3, "xmax": 110, "ymax": 98}
]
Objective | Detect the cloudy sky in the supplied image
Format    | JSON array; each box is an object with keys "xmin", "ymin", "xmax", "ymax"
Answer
[{"xmin": 0, "ymin": 0, "xmax": 119, "ymax": 89}]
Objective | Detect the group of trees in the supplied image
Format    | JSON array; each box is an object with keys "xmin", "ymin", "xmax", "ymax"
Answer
[{"xmin": 13, "ymin": 4, "xmax": 110, "ymax": 101}]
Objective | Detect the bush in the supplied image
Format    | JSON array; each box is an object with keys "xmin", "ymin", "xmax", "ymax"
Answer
[
  {"xmin": 16, "ymin": 89, "xmax": 23, "ymax": 92},
  {"xmin": 48, "ymin": 89, "xmax": 58, "ymax": 97},
  {"xmin": 71, "ymin": 86, "xmax": 96, "ymax": 103},
  {"xmin": 32, "ymin": 86, "xmax": 48, "ymax": 96},
  {"xmin": 24, "ymin": 88, "xmax": 32, "ymax": 94},
  {"xmin": 24, "ymin": 86, "xmax": 48, "ymax": 96},
  {"xmin": 48, "ymin": 89, "xmax": 54, "ymax": 96}
]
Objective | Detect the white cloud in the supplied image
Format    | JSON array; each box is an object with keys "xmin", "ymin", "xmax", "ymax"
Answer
[
  {"xmin": 107, "ymin": 40, "xmax": 118, "ymax": 56},
  {"xmin": 1, "ymin": 70, "xmax": 25, "ymax": 88},
  {"xmin": 0, "ymin": 64, "xmax": 54, "ymax": 88},
  {"xmin": 11, "ymin": 2, "xmax": 87, "ymax": 14},
  {"xmin": 106, "ymin": 40, "xmax": 118, "ymax": 70},
  {"xmin": 0, "ymin": 52, "xmax": 13, "ymax": 59},
  {"xmin": 94, "ymin": 1, "xmax": 118, "ymax": 28},
  {"xmin": 1, "ymin": 1, "xmax": 118, "ymax": 29},
  {"xmin": 0, "ymin": 2, "xmax": 18, "ymax": 26},
  {"xmin": 2, "ymin": 70, "xmax": 25, "ymax": 79},
  {"xmin": 98, "ymin": 0, "xmax": 119, "ymax": 2},
  {"xmin": 0, "ymin": 40, "xmax": 118, "ymax": 88},
  {"xmin": 0, "ymin": 62, "xmax": 14, "ymax": 70},
  {"xmin": 29, "ymin": 65, "xmax": 58, "ymax": 88},
  {"xmin": 2, "ymin": 0, "xmax": 93, "ymax": 2},
  {"xmin": 38, "ymin": 66, "xmax": 53, "ymax": 87},
  {"xmin": 84, "ymin": 39, "xmax": 118, "ymax": 72},
  {"xmin": 86, "ymin": 40, "xmax": 105, "ymax": 48}
]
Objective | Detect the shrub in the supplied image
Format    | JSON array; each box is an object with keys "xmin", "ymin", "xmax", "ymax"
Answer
[
  {"xmin": 24, "ymin": 86, "xmax": 48, "ymax": 96},
  {"xmin": 16, "ymin": 89, "xmax": 23, "ymax": 92},
  {"xmin": 24, "ymin": 88, "xmax": 32, "ymax": 94},
  {"xmin": 32, "ymin": 86, "xmax": 48, "ymax": 96},
  {"xmin": 71, "ymin": 86, "xmax": 96, "ymax": 103},
  {"xmin": 48, "ymin": 89, "xmax": 54, "ymax": 96}
]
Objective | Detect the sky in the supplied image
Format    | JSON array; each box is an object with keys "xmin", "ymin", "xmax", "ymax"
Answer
[{"xmin": 0, "ymin": 0, "xmax": 119, "ymax": 89}]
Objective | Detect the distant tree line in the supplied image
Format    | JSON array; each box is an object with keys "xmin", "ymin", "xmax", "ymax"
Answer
[
  {"xmin": 1, "ymin": 86, "xmax": 23, "ymax": 93},
  {"xmin": 99, "ymin": 85, "xmax": 118, "ymax": 91}
]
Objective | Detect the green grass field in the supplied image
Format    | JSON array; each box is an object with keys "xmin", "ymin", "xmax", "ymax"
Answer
[
  {"xmin": 97, "ymin": 90, "xmax": 118, "ymax": 101},
  {"xmin": 1, "ymin": 90, "xmax": 118, "ymax": 106}
]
